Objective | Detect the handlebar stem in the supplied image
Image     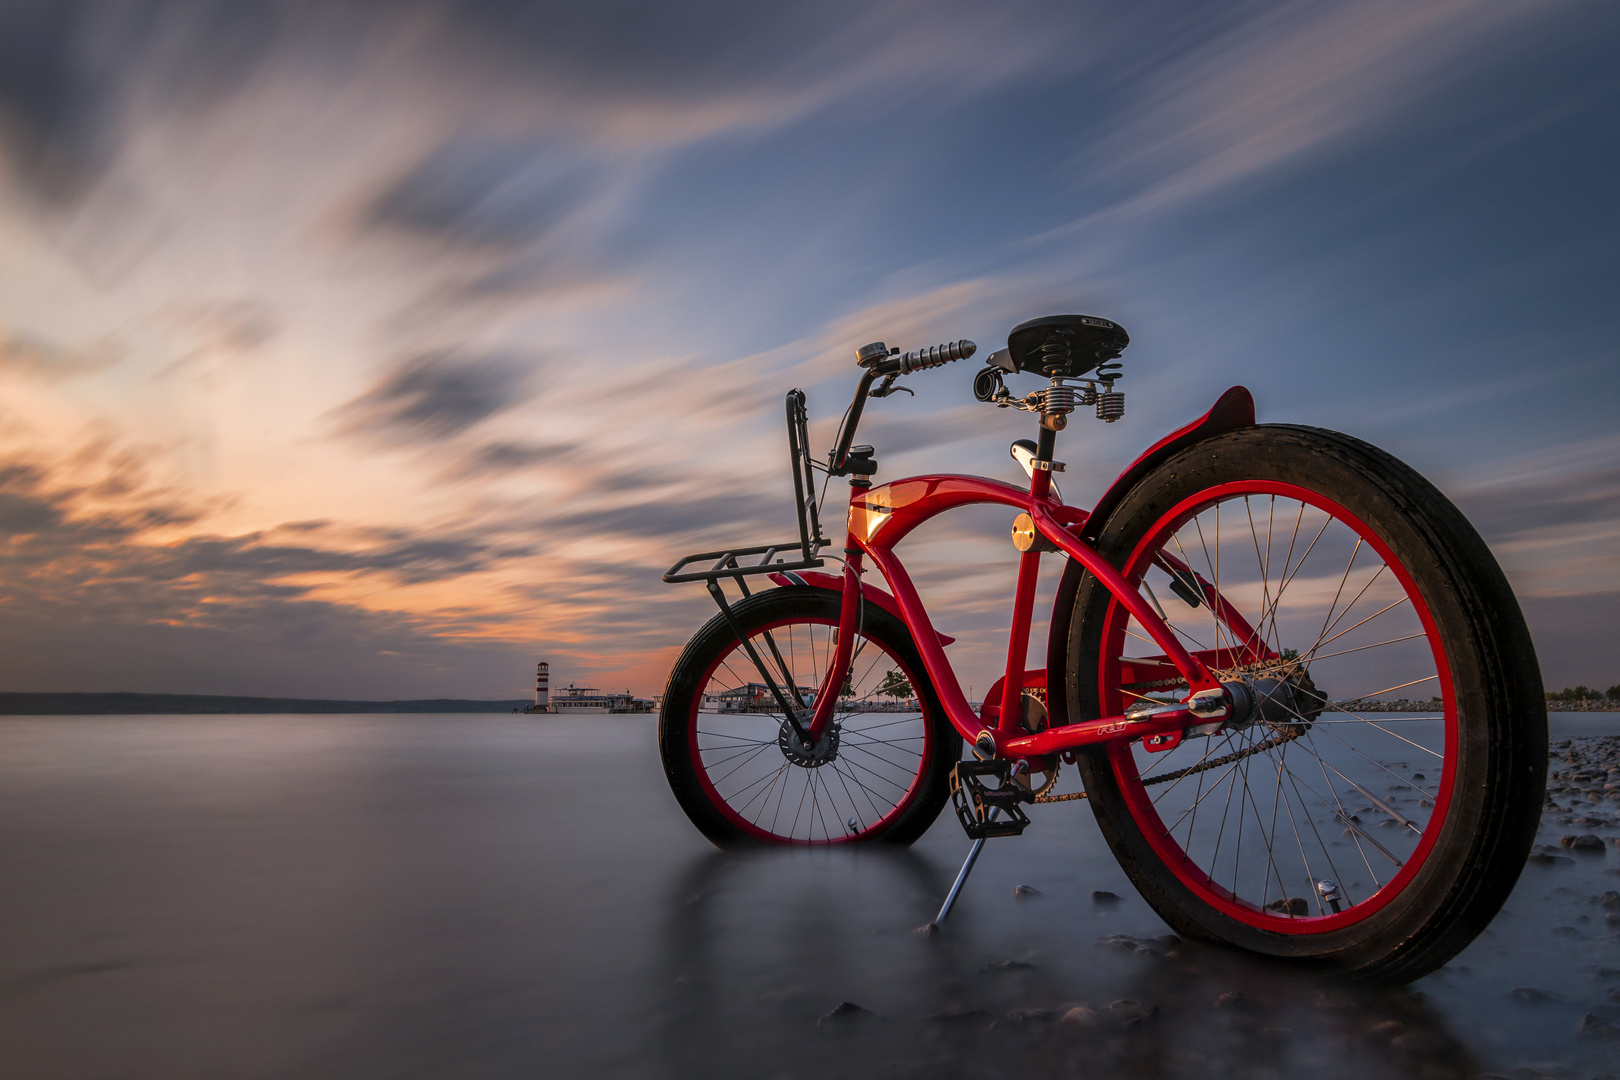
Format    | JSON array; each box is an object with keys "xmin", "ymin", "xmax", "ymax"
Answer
[{"xmin": 829, "ymin": 368, "xmax": 881, "ymax": 475}]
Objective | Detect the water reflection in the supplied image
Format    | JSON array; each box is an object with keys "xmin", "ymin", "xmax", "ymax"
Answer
[
  {"xmin": 652, "ymin": 848, "xmax": 1483, "ymax": 1080},
  {"xmin": 0, "ymin": 714, "xmax": 1615, "ymax": 1079}
]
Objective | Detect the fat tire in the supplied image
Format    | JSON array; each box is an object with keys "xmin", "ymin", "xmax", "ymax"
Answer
[{"xmin": 1066, "ymin": 425, "xmax": 1546, "ymax": 983}]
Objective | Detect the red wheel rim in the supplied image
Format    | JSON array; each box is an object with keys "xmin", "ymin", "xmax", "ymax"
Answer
[
  {"xmin": 1100, "ymin": 481, "xmax": 1457, "ymax": 933},
  {"xmin": 684, "ymin": 615, "xmax": 935, "ymax": 844}
]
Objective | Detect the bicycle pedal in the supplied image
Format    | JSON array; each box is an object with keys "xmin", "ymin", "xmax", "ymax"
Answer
[{"xmin": 949, "ymin": 760, "xmax": 1032, "ymax": 839}]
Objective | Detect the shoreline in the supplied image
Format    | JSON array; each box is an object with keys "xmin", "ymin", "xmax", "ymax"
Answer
[{"xmin": 1332, "ymin": 697, "xmax": 1619, "ymax": 713}]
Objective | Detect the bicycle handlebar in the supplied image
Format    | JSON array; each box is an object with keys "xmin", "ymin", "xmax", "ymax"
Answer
[
  {"xmin": 830, "ymin": 338, "xmax": 977, "ymax": 474},
  {"xmin": 857, "ymin": 337, "xmax": 976, "ymax": 375}
]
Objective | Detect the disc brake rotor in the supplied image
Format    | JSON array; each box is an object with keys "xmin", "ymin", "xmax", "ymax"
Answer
[{"xmin": 778, "ymin": 718, "xmax": 840, "ymax": 767}]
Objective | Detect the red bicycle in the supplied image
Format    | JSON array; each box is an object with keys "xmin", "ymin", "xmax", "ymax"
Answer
[{"xmin": 659, "ymin": 314, "xmax": 1546, "ymax": 982}]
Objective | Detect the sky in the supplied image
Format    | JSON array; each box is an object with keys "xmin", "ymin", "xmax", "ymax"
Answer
[{"xmin": 0, "ymin": 0, "xmax": 1615, "ymax": 701}]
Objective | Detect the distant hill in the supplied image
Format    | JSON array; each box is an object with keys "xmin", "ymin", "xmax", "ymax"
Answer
[{"xmin": 0, "ymin": 693, "xmax": 533, "ymax": 715}]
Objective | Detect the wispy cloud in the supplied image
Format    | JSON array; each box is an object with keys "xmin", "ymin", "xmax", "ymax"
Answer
[
  {"xmin": 0, "ymin": 0, "xmax": 1612, "ymax": 696},
  {"xmin": 1452, "ymin": 434, "xmax": 1620, "ymax": 598},
  {"xmin": 331, "ymin": 351, "xmax": 543, "ymax": 446},
  {"xmin": 1043, "ymin": 0, "xmax": 1539, "ymax": 232},
  {"xmin": 0, "ymin": 328, "xmax": 117, "ymax": 378}
]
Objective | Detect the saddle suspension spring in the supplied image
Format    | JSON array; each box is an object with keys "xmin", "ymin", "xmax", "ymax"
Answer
[
  {"xmin": 1091, "ymin": 357, "xmax": 1125, "ymax": 422},
  {"xmin": 1037, "ymin": 327, "xmax": 1075, "ymax": 376},
  {"xmin": 1041, "ymin": 382, "xmax": 1077, "ymax": 417}
]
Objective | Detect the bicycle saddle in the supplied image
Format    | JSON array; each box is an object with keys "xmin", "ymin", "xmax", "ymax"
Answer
[{"xmin": 1003, "ymin": 314, "xmax": 1129, "ymax": 378}]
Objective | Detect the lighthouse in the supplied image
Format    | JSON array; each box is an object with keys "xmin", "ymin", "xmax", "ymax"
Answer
[{"xmin": 535, "ymin": 662, "xmax": 550, "ymax": 710}]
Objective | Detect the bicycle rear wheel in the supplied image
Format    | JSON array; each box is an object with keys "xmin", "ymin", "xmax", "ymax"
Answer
[
  {"xmin": 660, "ymin": 587, "xmax": 960, "ymax": 846},
  {"xmin": 1065, "ymin": 425, "xmax": 1545, "ymax": 982}
]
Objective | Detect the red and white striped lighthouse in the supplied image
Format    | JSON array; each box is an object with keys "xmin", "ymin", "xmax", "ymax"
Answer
[{"xmin": 535, "ymin": 662, "xmax": 550, "ymax": 709}]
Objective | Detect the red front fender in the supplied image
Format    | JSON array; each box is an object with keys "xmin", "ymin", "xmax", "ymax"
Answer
[{"xmin": 767, "ymin": 570, "xmax": 956, "ymax": 648}]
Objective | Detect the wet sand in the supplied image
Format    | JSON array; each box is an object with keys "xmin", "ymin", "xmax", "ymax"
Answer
[{"xmin": 1, "ymin": 713, "xmax": 1615, "ymax": 1079}]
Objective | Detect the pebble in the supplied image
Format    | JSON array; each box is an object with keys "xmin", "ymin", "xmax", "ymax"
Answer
[
  {"xmin": 1602, "ymin": 892, "xmax": 1620, "ymax": 911},
  {"xmin": 1012, "ymin": 884, "xmax": 1042, "ymax": 898},
  {"xmin": 1060, "ymin": 1005, "xmax": 1099, "ymax": 1029},
  {"xmin": 1091, "ymin": 890, "xmax": 1121, "ymax": 904},
  {"xmin": 1561, "ymin": 834, "xmax": 1608, "ymax": 853},
  {"xmin": 1508, "ymin": 987, "xmax": 1555, "ymax": 1003},
  {"xmin": 1264, "ymin": 897, "xmax": 1309, "ymax": 915},
  {"xmin": 1093, "ymin": 933, "xmax": 1181, "ymax": 956},
  {"xmin": 817, "ymin": 1001, "xmax": 879, "ymax": 1029},
  {"xmin": 1211, "ymin": 990, "xmax": 1249, "ymax": 1009},
  {"xmin": 1579, "ymin": 1013, "xmax": 1620, "ymax": 1038},
  {"xmin": 1005, "ymin": 1008, "xmax": 1056, "ymax": 1027},
  {"xmin": 1106, "ymin": 999, "xmax": 1156, "ymax": 1027},
  {"xmin": 980, "ymin": 959, "xmax": 1038, "ymax": 973}
]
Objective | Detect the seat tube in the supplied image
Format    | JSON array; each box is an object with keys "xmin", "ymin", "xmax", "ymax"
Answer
[
  {"xmin": 997, "ymin": 548, "xmax": 1042, "ymax": 734},
  {"xmin": 997, "ymin": 429, "xmax": 1055, "ymax": 735}
]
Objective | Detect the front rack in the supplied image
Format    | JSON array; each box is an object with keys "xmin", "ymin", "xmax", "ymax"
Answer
[{"xmin": 661, "ymin": 389, "xmax": 829, "ymax": 585}]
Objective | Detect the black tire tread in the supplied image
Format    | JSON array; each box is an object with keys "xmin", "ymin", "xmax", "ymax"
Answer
[{"xmin": 1068, "ymin": 425, "xmax": 1545, "ymax": 983}]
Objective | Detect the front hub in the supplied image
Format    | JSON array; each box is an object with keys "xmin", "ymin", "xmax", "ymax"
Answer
[{"xmin": 779, "ymin": 718, "xmax": 840, "ymax": 767}]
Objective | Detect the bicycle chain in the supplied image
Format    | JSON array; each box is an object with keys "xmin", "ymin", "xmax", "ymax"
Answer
[{"xmin": 1030, "ymin": 725, "xmax": 1305, "ymax": 804}]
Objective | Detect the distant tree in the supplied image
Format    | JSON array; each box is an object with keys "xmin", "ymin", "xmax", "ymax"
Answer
[
  {"xmin": 1548, "ymin": 685, "xmax": 1608, "ymax": 701},
  {"xmin": 877, "ymin": 669, "xmax": 912, "ymax": 699}
]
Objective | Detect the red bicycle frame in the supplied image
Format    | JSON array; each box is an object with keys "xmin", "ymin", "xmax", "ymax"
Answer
[{"xmin": 793, "ymin": 388, "xmax": 1270, "ymax": 762}]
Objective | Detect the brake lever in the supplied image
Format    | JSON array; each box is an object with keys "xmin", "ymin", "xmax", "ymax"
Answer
[{"xmin": 868, "ymin": 374, "xmax": 914, "ymax": 398}]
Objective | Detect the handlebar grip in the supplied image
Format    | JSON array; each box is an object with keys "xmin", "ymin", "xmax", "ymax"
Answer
[{"xmin": 882, "ymin": 339, "xmax": 976, "ymax": 375}]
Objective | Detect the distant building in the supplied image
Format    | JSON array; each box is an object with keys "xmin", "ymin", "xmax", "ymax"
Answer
[
  {"xmin": 522, "ymin": 665, "xmax": 651, "ymax": 715},
  {"xmin": 548, "ymin": 683, "xmax": 653, "ymax": 714},
  {"xmin": 534, "ymin": 663, "xmax": 550, "ymax": 710},
  {"xmin": 713, "ymin": 682, "xmax": 814, "ymax": 712}
]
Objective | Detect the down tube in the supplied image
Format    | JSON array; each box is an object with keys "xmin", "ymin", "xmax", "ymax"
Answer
[{"xmin": 859, "ymin": 543, "xmax": 984, "ymax": 742}]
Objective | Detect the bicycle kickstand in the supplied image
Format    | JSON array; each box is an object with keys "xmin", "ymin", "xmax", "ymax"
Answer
[
  {"xmin": 921, "ymin": 810, "xmax": 998, "ymax": 935},
  {"xmin": 921, "ymin": 757, "xmax": 1036, "ymax": 935}
]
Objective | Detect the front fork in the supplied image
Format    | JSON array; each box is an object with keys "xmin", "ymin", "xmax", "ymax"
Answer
[{"xmin": 803, "ymin": 548, "xmax": 864, "ymax": 744}]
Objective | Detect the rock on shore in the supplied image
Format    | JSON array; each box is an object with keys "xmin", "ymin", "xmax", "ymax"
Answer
[{"xmin": 1543, "ymin": 736, "xmax": 1620, "ymax": 833}]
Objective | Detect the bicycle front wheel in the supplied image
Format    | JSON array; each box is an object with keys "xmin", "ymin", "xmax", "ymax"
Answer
[
  {"xmin": 659, "ymin": 587, "xmax": 960, "ymax": 846},
  {"xmin": 1065, "ymin": 425, "xmax": 1545, "ymax": 982}
]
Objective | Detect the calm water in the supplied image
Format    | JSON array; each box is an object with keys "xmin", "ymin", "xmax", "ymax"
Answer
[{"xmin": 1, "ymin": 713, "xmax": 1615, "ymax": 1079}]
